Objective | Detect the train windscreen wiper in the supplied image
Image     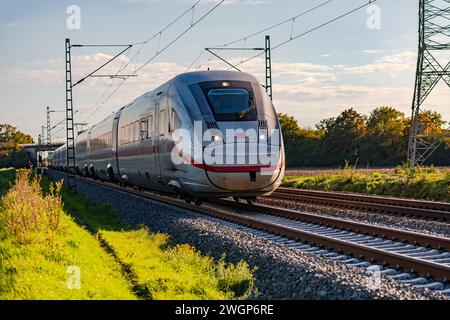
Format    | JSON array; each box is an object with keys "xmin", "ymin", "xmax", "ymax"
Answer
[{"xmin": 234, "ymin": 104, "xmax": 256, "ymax": 120}]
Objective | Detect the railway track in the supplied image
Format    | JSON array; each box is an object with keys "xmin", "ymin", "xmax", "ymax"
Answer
[
  {"xmin": 270, "ymin": 188, "xmax": 450, "ymax": 221},
  {"xmin": 47, "ymin": 171, "xmax": 450, "ymax": 293}
]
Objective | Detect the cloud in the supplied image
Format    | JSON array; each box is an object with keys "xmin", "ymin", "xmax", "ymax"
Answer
[
  {"xmin": 5, "ymin": 20, "xmax": 25, "ymax": 27},
  {"xmin": 336, "ymin": 51, "xmax": 416, "ymax": 76},
  {"xmin": 362, "ymin": 49, "xmax": 385, "ymax": 54}
]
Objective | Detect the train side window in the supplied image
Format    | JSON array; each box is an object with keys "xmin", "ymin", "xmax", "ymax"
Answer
[
  {"xmin": 148, "ymin": 115, "xmax": 153, "ymax": 138},
  {"xmin": 141, "ymin": 118, "xmax": 148, "ymax": 139},
  {"xmin": 159, "ymin": 110, "xmax": 166, "ymax": 136},
  {"xmin": 134, "ymin": 121, "xmax": 139, "ymax": 142},
  {"xmin": 170, "ymin": 110, "xmax": 181, "ymax": 132},
  {"xmin": 127, "ymin": 124, "xmax": 133, "ymax": 143}
]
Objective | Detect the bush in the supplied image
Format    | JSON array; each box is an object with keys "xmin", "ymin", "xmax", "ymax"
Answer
[{"xmin": 0, "ymin": 170, "xmax": 64, "ymax": 245}]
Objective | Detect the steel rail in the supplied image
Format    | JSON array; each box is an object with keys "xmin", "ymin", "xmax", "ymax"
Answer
[
  {"xmin": 212, "ymin": 199, "xmax": 450, "ymax": 251},
  {"xmin": 270, "ymin": 188, "xmax": 450, "ymax": 221}
]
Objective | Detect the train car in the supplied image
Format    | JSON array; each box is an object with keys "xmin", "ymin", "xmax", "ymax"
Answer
[
  {"xmin": 52, "ymin": 70, "xmax": 285, "ymax": 202},
  {"xmin": 75, "ymin": 129, "xmax": 90, "ymax": 176},
  {"xmin": 53, "ymin": 143, "xmax": 67, "ymax": 171},
  {"xmin": 87, "ymin": 115, "xmax": 115, "ymax": 179}
]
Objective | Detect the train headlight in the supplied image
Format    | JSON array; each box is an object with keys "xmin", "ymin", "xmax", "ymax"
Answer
[
  {"xmin": 213, "ymin": 135, "xmax": 223, "ymax": 143},
  {"xmin": 259, "ymin": 133, "xmax": 267, "ymax": 141}
]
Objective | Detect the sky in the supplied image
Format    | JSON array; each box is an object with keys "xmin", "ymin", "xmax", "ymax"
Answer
[{"xmin": 0, "ymin": 0, "xmax": 449, "ymax": 142}]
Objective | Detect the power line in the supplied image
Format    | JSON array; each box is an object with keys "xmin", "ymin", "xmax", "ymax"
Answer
[
  {"xmin": 83, "ymin": 48, "xmax": 133, "ymax": 124},
  {"xmin": 82, "ymin": 1, "xmax": 206, "ymax": 124},
  {"xmin": 210, "ymin": 0, "xmax": 334, "ymax": 48},
  {"xmin": 186, "ymin": 0, "xmax": 334, "ymax": 71},
  {"xmin": 220, "ymin": 0, "xmax": 377, "ymax": 71},
  {"xmin": 50, "ymin": 110, "xmax": 80, "ymax": 131},
  {"xmin": 134, "ymin": 0, "xmax": 203, "ymax": 46},
  {"xmin": 133, "ymin": 0, "xmax": 225, "ymax": 75},
  {"xmin": 186, "ymin": 49, "xmax": 206, "ymax": 72},
  {"xmin": 91, "ymin": 0, "xmax": 225, "ymax": 115},
  {"xmin": 83, "ymin": 0, "xmax": 223, "ymax": 125}
]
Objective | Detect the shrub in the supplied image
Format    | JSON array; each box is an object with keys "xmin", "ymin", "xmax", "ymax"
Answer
[{"xmin": 0, "ymin": 170, "xmax": 64, "ymax": 245}]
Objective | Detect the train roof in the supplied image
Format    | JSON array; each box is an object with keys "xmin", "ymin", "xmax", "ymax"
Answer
[{"xmin": 172, "ymin": 70, "xmax": 259, "ymax": 86}]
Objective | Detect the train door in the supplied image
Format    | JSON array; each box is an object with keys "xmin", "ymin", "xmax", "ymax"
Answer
[
  {"xmin": 156, "ymin": 92, "xmax": 167, "ymax": 182},
  {"xmin": 139, "ymin": 112, "xmax": 155, "ymax": 185},
  {"xmin": 112, "ymin": 110, "xmax": 122, "ymax": 179},
  {"xmin": 153, "ymin": 92, "xmax": 163, "ymax": 182}
]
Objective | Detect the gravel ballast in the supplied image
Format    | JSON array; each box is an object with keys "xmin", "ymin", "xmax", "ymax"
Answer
[
  {"xmin": 257, "ymin": 197, "xmax": 450, "ymax": 238},
  {"xmin": 50, "ymin": 172, "xmax": 446, "ymax": 300}
]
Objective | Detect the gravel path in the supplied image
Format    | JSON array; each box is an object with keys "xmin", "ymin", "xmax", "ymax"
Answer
[
  {"xmin": 50, "ymin": 172, "xmax": 446, "ymax": 300},
  {"xmin": 257, "ymin": 198, "xmax": 450, "ymax": 238}
]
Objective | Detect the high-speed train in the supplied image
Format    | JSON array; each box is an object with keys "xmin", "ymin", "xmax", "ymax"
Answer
[{"xmin": 52, "ymin": 70, "xmax": 285, "ymax": 203}]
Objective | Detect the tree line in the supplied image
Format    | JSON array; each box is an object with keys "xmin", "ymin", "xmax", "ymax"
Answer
[
  {"xmin": 0, "ymin": 124, "xmax": 34, "ymax": 168},
  {"xmin": 278, "ymin": 107, "xmax": 450, "ymax": 167}
]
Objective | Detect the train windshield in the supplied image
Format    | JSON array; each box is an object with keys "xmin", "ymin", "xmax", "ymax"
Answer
[
  {"xmin": 199, "ymin": 81, "xmax": 257, "ymax": 121},
  {"xmin": 208, "ymin": 89, "xmax": 251, "ymax": 113}
]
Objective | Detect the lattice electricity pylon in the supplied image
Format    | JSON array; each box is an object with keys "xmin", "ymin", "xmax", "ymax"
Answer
[{"xmin": 408, "ymin": 0, "xmax": 450, "ymax": 166}]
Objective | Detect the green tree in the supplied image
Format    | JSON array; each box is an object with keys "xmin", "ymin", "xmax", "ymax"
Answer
[
  {"xmin": 277, "ymin": 113, "xmax": 301, "ymax": 138},
  {"xmin": 362, "ymin": 107, "xmax": 407, "ymax": 165},
  {"xmin": 320, "ymin": 108, "xmax": 367, "ymax": 165},
  {"xmin": 0, "ymin": 124, "xmax": 34, "ymax": 168},
  {"xmin": 276, "ymin": 108, "xmax": 449, "ymax": 168}
]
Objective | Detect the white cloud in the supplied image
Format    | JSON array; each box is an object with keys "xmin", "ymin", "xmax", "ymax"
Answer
[
  {"xmin": 362, "ymin": 49, "xmax": 384, "ymax": 54},
  {"xmin": 336, "ymin": 51, "xmax": 416, "ymax": 76},
  {"xmin": 5, "ymin": 20, "xmax": 25, "ymax": 27}
]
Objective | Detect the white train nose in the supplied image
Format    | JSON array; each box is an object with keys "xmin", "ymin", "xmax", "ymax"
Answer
[{"xmin": 202, "ymin": 142, "xmax": 283, "ymax": 191}]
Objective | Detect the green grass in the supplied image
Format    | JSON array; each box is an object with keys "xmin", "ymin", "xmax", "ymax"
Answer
[
  {"xmin": 0, "ymin": 170, "xmax": 255, "ymax": 300},
  {"xmin": 0, "ymin": 214, "xmax": 137, "ymax": 300},
  {"xmin": 100, "ymin": 229, "xmax": 255, "ymax": 300},
  {"xmin": 283, "ymin": 166, "xmax": 450, "ymax": 202}
]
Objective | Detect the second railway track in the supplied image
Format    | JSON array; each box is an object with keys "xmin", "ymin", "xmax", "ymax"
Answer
[{"xmin": 270, "ymin": 188, "xmax": 450, "ymax": 221}]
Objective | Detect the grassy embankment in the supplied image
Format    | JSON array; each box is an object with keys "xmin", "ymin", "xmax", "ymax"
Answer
[
  {"xmin": 283, "ymin": 166, "xmax": 450, "ymax": 202},
  {"xmin": 0, "ymin": 169, "xmax": 254, "ymax": 300}
]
